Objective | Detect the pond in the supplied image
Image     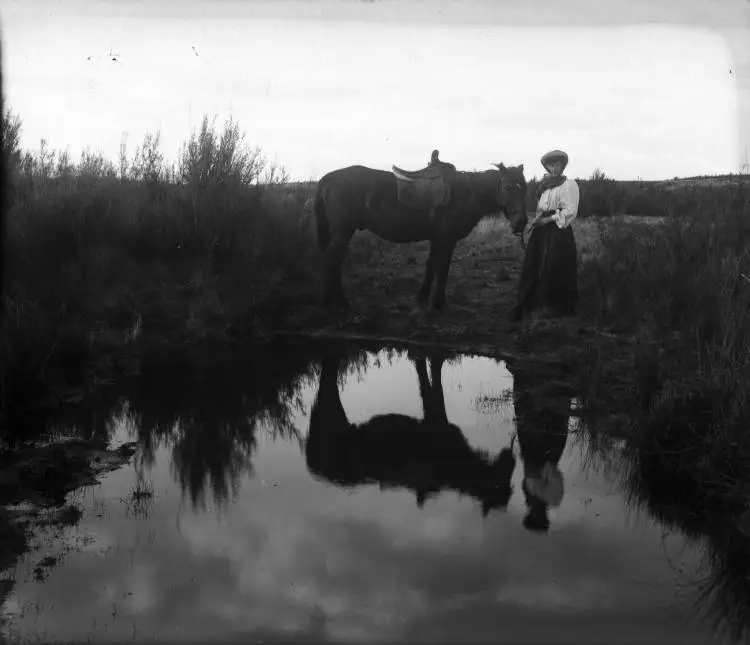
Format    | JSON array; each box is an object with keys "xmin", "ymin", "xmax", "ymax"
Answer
[{"xmin": 0, "ymin": 341, "xmax": 745, "ymax": 643}]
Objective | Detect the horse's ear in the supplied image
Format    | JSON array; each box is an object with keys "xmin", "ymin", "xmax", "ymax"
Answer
[
  {"xmin": 519, "ymin": 164, "xmax": 524, "ymax": 172},
  {"xmin": 494, "ymin": 162, "xmax": 506, "ymax": 170}
]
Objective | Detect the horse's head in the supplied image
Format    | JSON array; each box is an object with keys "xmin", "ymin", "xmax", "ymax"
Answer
[{"xmin": 493, "ymin": 163, "xmax": 528, "ymax": 238}]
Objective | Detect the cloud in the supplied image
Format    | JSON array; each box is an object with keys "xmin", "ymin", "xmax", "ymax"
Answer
[
  {"xmin": 2, "ymin": 1, "xmax": 744, "ymax": 180},
  {"xmin": 9, "ymin": 449, "xmax": 707, "ymax": 643}
]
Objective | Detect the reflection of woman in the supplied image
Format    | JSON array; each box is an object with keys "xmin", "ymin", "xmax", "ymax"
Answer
[
  {"xmin": 512, "ymin": 368, "xmax": 571, "ymax": 533},
  {"xmin": 509, "ymin": 149, "xmax": 580, "ymax": 323}
]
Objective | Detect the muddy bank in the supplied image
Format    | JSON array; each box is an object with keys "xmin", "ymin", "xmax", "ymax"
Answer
[
  {"xmin": 0, "ymin": 437, "xmax": 139, "ymax": 607},
  {"xmin": 0, "ymin": 437, "xmax": 138, "ymax": 507}
]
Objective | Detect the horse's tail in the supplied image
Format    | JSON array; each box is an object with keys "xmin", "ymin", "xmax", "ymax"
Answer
[
  {"xmin": 313, "ymin": 186, "xmax": 330, "ymax": 251},
  {"xmin": 0, "ymin": 32, "xmax": 6, "ymax": 319}
]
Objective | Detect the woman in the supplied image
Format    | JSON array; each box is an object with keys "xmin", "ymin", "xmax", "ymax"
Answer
[{"xmin": 508, "ymin": 149, "xmax": 580, "ymax": 323}]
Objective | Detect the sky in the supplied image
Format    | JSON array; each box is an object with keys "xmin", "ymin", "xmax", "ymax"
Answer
[{"xmin": 1, "ymin": 0, "xmax": 749, "ymax": 181}]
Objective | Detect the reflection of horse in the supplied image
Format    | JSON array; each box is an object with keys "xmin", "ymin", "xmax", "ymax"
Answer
[
  {"xmin": 306, "ymin": 353, "xmax": 517, "ymax": 516},
  {"xmin": 510, "ymin": 367, "xmax": 571, "ymax": 533}
]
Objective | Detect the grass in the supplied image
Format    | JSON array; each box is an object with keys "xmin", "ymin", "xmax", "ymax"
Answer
[
  {"xmin": 121, "ymin": 477, "xmax": 155, "ymax": 519},
  {"xmin": 122, "ymin": 478, "xmax": 154, "ymax": 503},
  {"xmin": 576, "ymin": 190, "xmax": 750, "ymax": 502},
  {"xmin": 1, "ymin": 107, "xmax": 749, "ymax": 520}
]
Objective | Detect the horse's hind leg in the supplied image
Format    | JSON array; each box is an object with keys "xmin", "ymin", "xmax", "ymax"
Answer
[{"xmin": 323, "ymin": 235, "xmax": 352, "ymax": 311}]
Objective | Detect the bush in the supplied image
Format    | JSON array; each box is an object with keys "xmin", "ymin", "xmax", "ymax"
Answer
[
  {"xmin": 527, "ymin": 168, "xmax": 671, "ymax": 218},
  {"xmin": 0, "ymin": 109, "xmax": 310, "ymax": 448}
]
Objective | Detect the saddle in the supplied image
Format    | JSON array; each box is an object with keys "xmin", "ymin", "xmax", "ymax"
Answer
[{"xmin": 392, "ymin": 149, "xmax": 457, "ymax": 211}]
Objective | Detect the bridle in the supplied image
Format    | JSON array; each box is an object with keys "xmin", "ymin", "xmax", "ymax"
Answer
[{"xmin": 498, "ymin": 178, "xmax": 528, "ymax": 250}]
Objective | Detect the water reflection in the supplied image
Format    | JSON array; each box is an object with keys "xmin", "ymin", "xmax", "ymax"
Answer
[
  {"xmin": 621, "ymin": 429, "xmax": 750, "ymax": 645},
  {"xmin": 81, "ymin": 347, "xmax": 316, "ymax": 510},
  {"xmin": 307, "ymin": 351, "xmax": 517, "ymax": 517},
  {"xmin": 2, "ymin": 342, "xmax": 750, "ymax": 643},
  {"xmin": 511, "ymin": 367, "xmax": 571, "ymax": 534}
]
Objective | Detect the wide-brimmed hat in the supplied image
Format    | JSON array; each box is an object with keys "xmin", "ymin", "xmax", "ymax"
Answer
[{"xmin": 541, "ymin": 149, "xmax": 569, "ymax": 172}]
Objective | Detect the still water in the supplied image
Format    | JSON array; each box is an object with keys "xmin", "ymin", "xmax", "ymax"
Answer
[{"xmin": 0, "ymin": 343, "xmax": 739, "ymax": 643}]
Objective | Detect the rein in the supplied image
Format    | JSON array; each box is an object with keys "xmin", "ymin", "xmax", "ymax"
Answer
[
  {"xmin": 497, "ymin": 175, "xmax": 528, "ymax": 251},
  {"xmin": 519, "ymin": 214, "xmax": 559, "ymax": 251}
]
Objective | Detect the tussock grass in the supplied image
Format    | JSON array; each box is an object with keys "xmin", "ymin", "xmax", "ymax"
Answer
[
  {"xmin": 123, "ymin": 478, "xmax": 154, "ymax": 503},
  {"xmin": 120, "ymin": 476, "xmax": 155, "ymax": 519},
  {"xmin": 565, "ymin": 182, "xmax": 750, "ymax": 506}
]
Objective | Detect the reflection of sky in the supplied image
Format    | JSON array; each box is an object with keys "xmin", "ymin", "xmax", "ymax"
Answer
[
  {"xmin": 2, "ymin": 353, "xmax": 712, "ymax": 643},
  {"xmin": 2, "ymin": 0, "xmax": 743, "ymax": 181}
]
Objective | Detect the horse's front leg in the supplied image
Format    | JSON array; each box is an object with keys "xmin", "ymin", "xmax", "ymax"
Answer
[
  {"xmin": 414, "ymin": 243, "xmax": 437, "ymax": 313},
  {"xmin": 428, "ymin": 356, "xmax": 448, "ymax": 423},
  {"xmin": 431, "ymin": 243, "xmax": 456, "ymax": 311}
]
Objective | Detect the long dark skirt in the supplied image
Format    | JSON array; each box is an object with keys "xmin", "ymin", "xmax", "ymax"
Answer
[{"xmin": 511, "ymin": 221, "xmax": 578, "ymax": 319}]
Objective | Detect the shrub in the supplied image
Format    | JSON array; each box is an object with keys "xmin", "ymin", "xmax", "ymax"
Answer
[{"xmin": 0, "ymin": 109, "xmax": 307, "ymax": 448}]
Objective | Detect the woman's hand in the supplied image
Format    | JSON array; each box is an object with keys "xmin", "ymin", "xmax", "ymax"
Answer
[{"xmin": 533, "ymin": 208, "xmax": 558, "ymax": 223}]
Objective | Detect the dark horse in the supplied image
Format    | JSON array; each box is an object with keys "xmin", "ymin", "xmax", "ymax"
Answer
[
  {"xmin": 306, "ymin": 352, "xmax": 517, "ymax": 517},
  {"xmin": 313, "ymin": 162, "xmax": 528, "ymax": 312}
]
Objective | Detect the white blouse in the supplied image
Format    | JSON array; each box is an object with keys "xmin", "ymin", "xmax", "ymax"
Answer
[{"xmin": 537, "ymin": 178, "xmax": 580, "ymax": 229}]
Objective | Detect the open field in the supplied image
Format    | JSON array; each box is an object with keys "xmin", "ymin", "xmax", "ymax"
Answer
[{"xmin": 1, "ymin": 110, "xmax": 750, "ymax": 526}]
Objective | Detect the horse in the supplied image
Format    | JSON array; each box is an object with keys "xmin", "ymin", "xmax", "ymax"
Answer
[
  {"xmin": 312, "ymin": 161, "xmax": 528, "ymax": 312},
  {"xmin": 306, "ymin": 352, "xmax": 517, "ymax": 517}
]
